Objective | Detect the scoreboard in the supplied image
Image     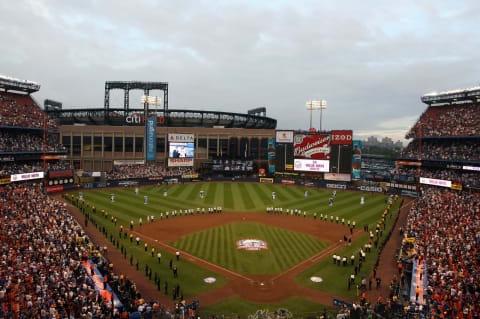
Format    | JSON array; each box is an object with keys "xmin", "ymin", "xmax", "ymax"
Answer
[{"xmin": 275, "ymin": 130, "xmax": 353, "ymax": 175}]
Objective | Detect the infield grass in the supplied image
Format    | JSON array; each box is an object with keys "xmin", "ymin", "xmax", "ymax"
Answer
[{"xmin": 171, "ymin": 222, "xmax": 330, "ymax": 275}]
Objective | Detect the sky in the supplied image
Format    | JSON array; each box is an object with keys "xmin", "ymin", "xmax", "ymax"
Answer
[{"xmin": 1, "ymin": 0, "xmax": 479, "ymax": 144}]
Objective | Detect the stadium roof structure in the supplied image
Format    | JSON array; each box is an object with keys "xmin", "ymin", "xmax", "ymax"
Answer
[
  {"xmin": 50, "ymin": 108, "xmax": 277, "ymax": 129},
  {"xmin": 421, "ymin": 86, "xmax": 480, "ymax": 105},
  {"xmin": 0, "ymin": 74, "xmax": 40, "ymax": 93}
]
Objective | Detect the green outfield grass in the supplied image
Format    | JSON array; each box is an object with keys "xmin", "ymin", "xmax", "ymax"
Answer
[
  {"xmin": 294, "ymin": 198, "xmax": 403, "ymax": 300},
  {"xmin": 197, "ymin": 296, "xmax": 337, "ymax": 318},
  {"xmin": 171, "ymin": 222, "xmax": 330, "ymax": 275},
  {"xmin": 78, "ymin": 183, "xmax": 389, "ymax": 230}
]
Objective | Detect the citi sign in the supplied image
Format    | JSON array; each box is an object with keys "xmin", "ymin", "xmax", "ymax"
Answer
[{"xmin": 125, "ymin": 113, "xmax": 165, "ymax": 125}]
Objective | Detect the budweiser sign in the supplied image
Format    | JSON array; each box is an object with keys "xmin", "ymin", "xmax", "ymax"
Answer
[{"xmin": 294, "ymin": 134, "xmax": 331, "ymax": 160}]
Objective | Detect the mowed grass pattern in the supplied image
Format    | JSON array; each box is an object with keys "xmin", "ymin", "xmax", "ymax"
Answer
[
  {"xmin": 79, "ymin": 183, "xmax": 389, "ymax": 232},
  {"xmin": 170, "ymin": 222, "xmax": 330, "ymax": 275}
]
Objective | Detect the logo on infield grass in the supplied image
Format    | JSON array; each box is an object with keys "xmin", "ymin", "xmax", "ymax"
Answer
[
  {"xmin": 236, "ymin": 239, "xmax": 268, "ymax": 251},
  {"xmin": 203, "ymin": 277, "xmax": 216, "ymax": 284},
  {"xmin": 310, "ymin": 276, "xmax": 323, "ymax": 283}
]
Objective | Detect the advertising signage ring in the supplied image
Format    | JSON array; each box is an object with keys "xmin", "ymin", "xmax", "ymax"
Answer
[
  {"xmin": 331, "ymin": 130, "xmax": 353, "ymax": 145},
  {"xmin": 168, "ymin": 158, "xmax": 194, "ymax": 167},
  {"xmin": 294, "ymin": 134, "xmax": 330, "ymax": 160},
  {"xmin": 168, "ymin": 134, "xmax": 194, "ymax": 143},
  {"xmin": 420, "ymin": 177, "xmax": 451, "ymax": 188},
  {"xmin": 294, "ymin": 159, "xmax": 330, "ymax": 172},
  {"xmin": 11, "ymin": 171, "xmax": 44, "ymax": 182},
  {"xmin": 276, "ymin": 131, "xmax": 294, "ymax": 143}
]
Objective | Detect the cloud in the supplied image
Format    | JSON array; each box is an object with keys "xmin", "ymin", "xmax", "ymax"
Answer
[{"xmin": 1, "ymin": 0, "xmax": 479, "ymax": 141}]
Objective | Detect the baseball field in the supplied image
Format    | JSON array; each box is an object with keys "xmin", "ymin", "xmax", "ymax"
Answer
[{"xmin": 68, "ymin": 182, "xmax": 401, "ymax": 316}]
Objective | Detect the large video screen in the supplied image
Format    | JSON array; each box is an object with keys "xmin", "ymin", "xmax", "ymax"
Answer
[
  {"xmin": 294, "ymin": 134, "xmax": 330, "ymax": 160},
  {"xmin": 169, "ymin": 142, "xmax": 194, "ymax": 158},
  {"xmin": 294, "ymin": 159, "xmax": 330, "ymax": 172}
]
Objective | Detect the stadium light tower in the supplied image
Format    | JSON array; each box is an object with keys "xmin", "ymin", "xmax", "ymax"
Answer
[{"xmin": 306, "ymin": 100, "xmax": 327, "ymax": 131}]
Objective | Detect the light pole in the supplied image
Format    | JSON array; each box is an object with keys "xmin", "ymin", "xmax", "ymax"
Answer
[{"xmin": 306, "ymin": 100, "xmax": 327, "ymax": 131}]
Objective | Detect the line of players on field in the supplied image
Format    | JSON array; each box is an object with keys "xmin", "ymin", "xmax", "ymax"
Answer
[
  {"xmin": 265, "ymin": 206, "xmax": 357, "ymax": 226},
  {"xmin": 151, "ymin": 207, "xmax": 224, "ymax": 220}
]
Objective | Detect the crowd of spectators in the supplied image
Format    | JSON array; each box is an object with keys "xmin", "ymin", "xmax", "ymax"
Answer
[
  {"xmin": 0, "ymin": 130, "xmax": 66, "ymax": 153},
  {"xmin": 0, "ymin": 182, "xmax": 110, "ymax": 317},
  {"xmin": 391, "ymin": 166, "xmax": 480, "ymax": 186},
  {"xmin": 0, "ymin": 93, "xmax": 57, "ymax": 128},
  {"xmin": 107, "ymin": 164, "xmax": 196, "ymax": 180},
  {"xmin": 0, "ymin": 160, "xmax": 73, "ymax": 177},
  {"xmin": 406, "ymin": 103, "xmax": 480, "ymax": 138},
  {"xmin": 0, "ymin": 182, "xmax": 176, "ymax": 318},
  {"xmin": 400, "ymin": 139, "xmax": 480, "ymax": 162},
  {"xmin": 400, "ymin": 187, "xmax": 480, "ymax": 318}
]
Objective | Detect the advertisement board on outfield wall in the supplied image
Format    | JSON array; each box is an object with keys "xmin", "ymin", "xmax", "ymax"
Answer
[
  {"xmin": 352, "ymin": 140, "xmax": 362, "ymax": 180},
  {"xmin": 326, "ymin": 183, "xmax": 347, "ymax": 190},
  {"xmin": 294, "ymin": 159, "xmax": 330, "ymax": 172},
  {"xmin": 324, "ymin": 173, "xmax": 352, "ymax": 182},
  {"xmin": 260, "ymin": 178, "xmax": 274, "ymax": 184},
  {"xmin": 330, "ymin": 130, "xmax": 353, "ymax": 145},
  {"xmin": 168, "ymin": 133, "xmax": 194, "ymax": 143},
  {"xmin": 294, "ymin": 134, "xmax": 330, "ymax": 160},
  {"xmin": 275, "ymin": 131, "xmax": 294, "ymax": 143},
  {"xmin": 168, "ymin": 158, "xmax": 194, "ymax": 167}
]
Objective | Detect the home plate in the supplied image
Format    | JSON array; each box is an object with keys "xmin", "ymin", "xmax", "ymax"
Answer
[{"xmin": 310, "ymin": 276, "xmax": 323, "ymax": 283}]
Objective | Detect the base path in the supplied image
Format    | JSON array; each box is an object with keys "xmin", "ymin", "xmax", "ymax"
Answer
[{"xmin": 135, "ymin": 211, "xmax": 365, "ymax": 306}]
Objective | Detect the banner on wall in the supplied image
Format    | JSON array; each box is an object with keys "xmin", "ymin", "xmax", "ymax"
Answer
[
  {"xmin": 146, "ymin": 117, "xmax": 157, "ymax": 160},
  {"xmin": 268, "ymin": 139, "xmax": 276, "ymax": 174},
  {"xmin": 10, "ymin": 171, "xmax": 44, "ymax": 182},
  {"xmin": 275, "ymin": 131, "xmax": 294, "ymax": 143},
  {"xmin": 352, "ymin": 140, "xmax": 362, "ymax": 180},
  {"xmin": 324, "ymin": 173, "xmax": 352, "ymax": 182},
  {"xmin": 420, "ymin": 177, "xmax": 451, "ymax": 188},
  {"xmin": 294, "ymin": 159, "xmax": 330, "ymax": 172},
  {"xmin": 260, "ymin": 178, "xmax": 274, "ymax": 184},
  {"xmin": 168, "ymin": 158, "xmax": 194, "ymax": 167},
  {"xmin": 330, "ymin": 130, "xmax": 353, "ymax": 145},
  {"xmin": 168, "ymin": 133, "xmax": 194, "ymax": 143},
  {"xmin": 113, "ymin": 160, "xmax": 145, "ymax": 166}
]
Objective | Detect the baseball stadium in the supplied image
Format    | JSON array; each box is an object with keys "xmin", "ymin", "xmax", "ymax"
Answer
[{"xmin": 1, "ymin": 72, "xmax": 479, "ymax": 319}]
